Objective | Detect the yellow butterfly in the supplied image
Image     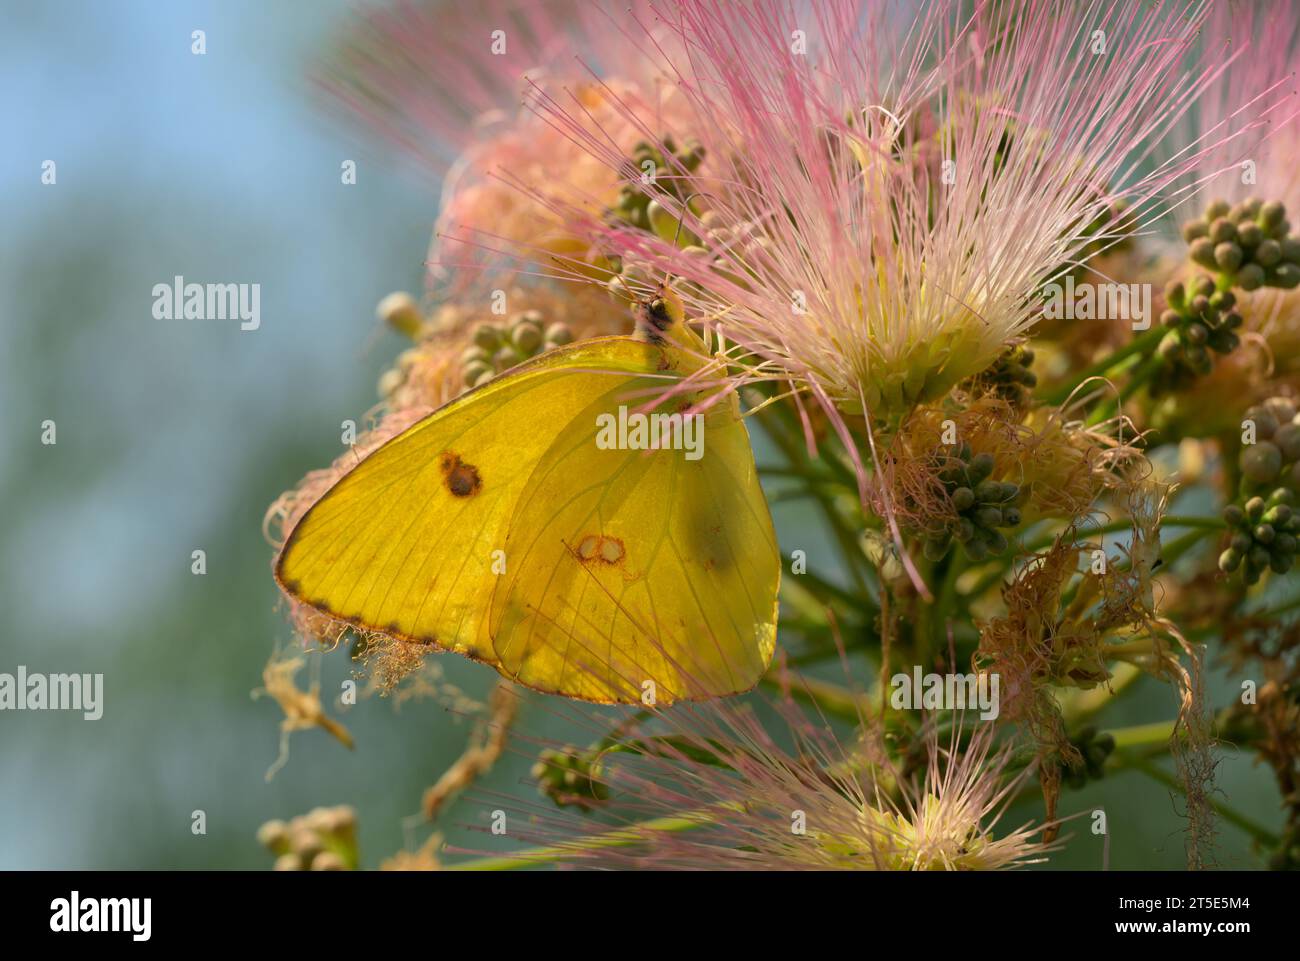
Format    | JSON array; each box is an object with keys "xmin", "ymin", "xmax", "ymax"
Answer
[{"xmin": 276, "ymin": 289, "xmax": 780, "ymax": 703}]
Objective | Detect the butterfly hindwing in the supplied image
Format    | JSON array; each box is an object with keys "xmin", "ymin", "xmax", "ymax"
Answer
[{"xmin": 489, "ymin": 358, "xmax": 780, "ymax": 703}]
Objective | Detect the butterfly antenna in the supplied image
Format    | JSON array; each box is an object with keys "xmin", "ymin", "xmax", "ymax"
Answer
[{"xmin": 661, "ymin": 191, "xmax": 721, "ymax": 287}]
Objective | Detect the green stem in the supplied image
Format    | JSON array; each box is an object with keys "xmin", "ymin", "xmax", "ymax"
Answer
[
  {"xmin": 1086, "ymin": 354, "xmax": 1161, "ymax": 427},
  {"xmin": 1041, "ymin": 326, "xmax": 1165, "ymax": 406},
  {"xmin": 448, "ymin": 810, "xmax": 720, "ymax": 871}
]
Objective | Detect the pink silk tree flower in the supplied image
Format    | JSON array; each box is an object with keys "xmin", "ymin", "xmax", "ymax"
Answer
[
  {"xmin": 460, "ymin": 684, "xmax": 1053, "ymax": 871},
  {"xmin": 517, "ymin": 1, "xmax": 1265, "ymax": 430}
]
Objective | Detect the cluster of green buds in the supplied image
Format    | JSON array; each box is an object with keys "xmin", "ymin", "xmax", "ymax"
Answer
[
  {"xmin": 1184, "ymin": 198, "xmax": 1300, "ymax": 291},
  {"xmin": 531, "ymin": 745, "xmax": 609, "ymax": 810},
  {"xmin": 1238, "ymin": 397, "xmax": 1300, "ymax": 493},
  {"xmin": 257, "ymin": 805, "xmax": 358, "ymax": 871},
  {"xmin": 461, "ymin": 311, "xmax": 574, "ymax": 389},
  {"xmin": 1152, "ymin": 275, "xmax": 1243, "ymax": 393},
  {"xmin": 963, "ymin": 344, "xmax": 1037, "ymax": 407},
  {"xmin": 922, "ymin": 445, "xmax": 1022, "ymax": 562},
  {"xmin": 1219, "ymin": 397, "xmax": 1300, "ymax": 584},
  {"xmin": 611, "ymin": 135, "xmax": 705, "ymax": 233},
  {"xmin": 1052, "ymin": 726, "xmax": 1116, "ymax": 790},
  {"xmin": 1220, "ymin": 491, "xmax": 1298, "ymax": 584}
]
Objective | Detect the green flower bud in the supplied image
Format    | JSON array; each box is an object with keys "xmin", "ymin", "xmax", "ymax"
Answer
[
  {"xmin": 1264, "ymin": 397, "xmax": 1298, "ymax": 422},
  {"xmin": 464, "ymin": 361, "xmax": 492, "ymax": 386},
  {"xmin": 473, "ymin": 324, "xmax": 502, "ymax": 351},
  {"xmin": 1237, "ymin": 222, "xmax": 1264, "ymax": 248},
  {"xmin": 1273, "ymin": 263, "xmax": 1300, "ymax": 289},
  {"xmin": 1255, "ymin": 238, "xmax": 1282, "ymax": 267},
  {"xmin": 545, "ymin": 322, "xmax": 574, "ymax": 346},
  {"xmin": 1219, "ymin": 548, "xmax": 1242, "ymax": 572},
  {"xmin": 976, "ymin": 506, "xmax": 1003, "ymax": 529},
  {"xmin": 512, "ymin": 322, "xmax": 542, "ymax": 354},
  {"xmin": 1209, "ymin": 217, "xmax": 1237, "ymax": 244},
  {"xmin": 1210, "ymin": 289, "xmax": 1236, "ymax": 310},
  {"xmin": 1207, "ymin": 329, "xmax": 1239, "ymax": 354},
  {"xmin": 1240, "ymin": 442, "xmax": 1283, "ymax": 484},
  {"xmin": 1273, "ymin": 424, "xmax": 1300, "ymax": 461},
  {"xmin": 647, "ymin": 200, "xmax": 679, "ymax": 241},
  {"xmin": 1238, "ymin": 263, "xmax": 1266, "ymax": 290},
  {"xmin": 951, "ymin": 486, "xmax": 976, "ymax": 511},
  {"xmin": 1188, "ymin": 237, "xmax": 1216, "ymax": 267},
  {"xmin": 1214, "ymin": 242, "xmax": 1243, "ymax": 271},
  {"xmin": 1245, "ymin": 406, "xmax": 1279, "ymax": 436},
  {"xmin": 1222, "ymin": 504, "xmax": 1244, "ymax": 526}
]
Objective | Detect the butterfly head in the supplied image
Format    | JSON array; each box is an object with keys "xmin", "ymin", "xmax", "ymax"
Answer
[{"xmin": 634, "ymin": 284, "xmax": 696, "ymax": 349}]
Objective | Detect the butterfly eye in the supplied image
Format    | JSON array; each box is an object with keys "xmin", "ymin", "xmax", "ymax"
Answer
[{"xmin": 647, "ymin": 299, "xmax": 672, "ymax": 328}]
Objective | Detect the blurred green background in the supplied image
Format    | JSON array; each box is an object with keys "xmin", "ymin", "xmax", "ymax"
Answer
[{"xmin": 0, "ymin": 0, "xmax": 1281, "ymax": 870}]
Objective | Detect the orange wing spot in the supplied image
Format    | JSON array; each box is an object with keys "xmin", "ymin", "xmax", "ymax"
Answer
[
  {"xmin": 438, "ymin": 451, "xmax": 482, "ymax": 497},
  {"xmin": 574, "ymin": 534, "xmax": 627, "ymax": 567},
  {"xmin": 577, "ymin": 535, "xmax": 600, "ymax": 561},
  {"xmin": 599, "ymin": 537, "xmax": 625, "ymax": 564}
]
